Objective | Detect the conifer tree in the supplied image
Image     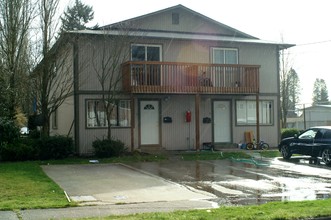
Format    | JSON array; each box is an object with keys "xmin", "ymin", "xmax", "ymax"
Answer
[{"xmin": 60, "ymin": 0, "xmax": 95, "ymax": 32}]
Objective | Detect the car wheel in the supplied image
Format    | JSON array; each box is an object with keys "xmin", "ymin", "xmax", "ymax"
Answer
[
  {"xmin": 321, "ymin": 148, "xmax": 331, "ymax": 166},
  {"xmin": 280, "ymin": 145, "xmax": 292, "ymax": 159}
]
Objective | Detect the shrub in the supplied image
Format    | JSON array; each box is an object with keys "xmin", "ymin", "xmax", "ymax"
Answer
[
  {"xmin": 38, "ymin": 136, "xmax": 74, "ymax": 160},
  {"xmin": 0, "ymin": 117, "xmax": 20, "ymax": 144},
  {"xmin": 0, "ymin": 136, "xmax": 73, "ymax": 161},
  {"xmin": 0, "ymin": 141, "xmax": 38, "ymax": 161},
  {"xmin": 28, "ymin": 129, "xmax": 41, "ymax": 139},
  {"xmin": 281, "ymin": 128, "xmax": 300, "ymax": 139},
  {"xmin": 92, "ymin": 138, "xmax": 127, "ymax": 158}
]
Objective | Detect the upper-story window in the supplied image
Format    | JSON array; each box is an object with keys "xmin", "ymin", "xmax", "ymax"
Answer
[
  {"xmin": 212, "ymin": 48, "xmax": 238, "ymax": 64},
  {"xmin": 131, "ymin": 44, "xmax": 162, "ymax": 62}
]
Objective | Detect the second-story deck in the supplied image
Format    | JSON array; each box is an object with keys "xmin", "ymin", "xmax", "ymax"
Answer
[{"xmin": 122, "ymin": 61, "xmax": 260, "ymax": 94}]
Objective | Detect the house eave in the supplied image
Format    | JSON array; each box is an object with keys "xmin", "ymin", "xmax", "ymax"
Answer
[{"xmin": 67, "ymin": 29, "xmax": 295, "ymax": 49}]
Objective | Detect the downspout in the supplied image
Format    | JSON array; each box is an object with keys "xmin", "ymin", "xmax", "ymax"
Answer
[{"xmin": 73, "ymin": 37, "xmax": 80, "ymax": 154}]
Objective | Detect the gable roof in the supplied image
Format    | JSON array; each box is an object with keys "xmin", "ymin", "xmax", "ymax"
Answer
[
  {"xmin": 102, "ymin": 4, "xmax": 257, "ymax": 39},
  {"xmin": 67, "ymin": 4, "xmax": 295, "ymax": 49}
]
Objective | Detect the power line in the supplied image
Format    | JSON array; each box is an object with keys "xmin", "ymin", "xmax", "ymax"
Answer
[{"xmin": 295, "ymin": 40, "xmax": 331, "ymax": 46}]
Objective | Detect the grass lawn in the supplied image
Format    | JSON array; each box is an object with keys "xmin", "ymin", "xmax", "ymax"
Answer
[{"xmin": 0, "ymin": 161, "xmax": 72, "ymax": 210}]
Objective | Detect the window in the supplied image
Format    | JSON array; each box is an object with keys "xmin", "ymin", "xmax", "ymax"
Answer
[
  {"xmin": 212, "ymin": 48, "xmax": 238, "ymax": 64},
  {"xmin": 299, "ymin": 129, "xmax": 317, "ymax": 139},
  {"xmin": 86, "ymin": 100, "xmax": 131, "ymax": 128},
  {"xmin": 131, "ymin": 44, "xmax": 162, "ymax": 86},
  {"xmin": 131, "ymin": 44, "xmax": 161, "ymax": 61},
  {"xmin": 52, "ymin": 109, "xmax": 58, "ymax": 129},
  {"xmin": 236, "ymin": 100, "xmax": 273, "ymax": 125}
]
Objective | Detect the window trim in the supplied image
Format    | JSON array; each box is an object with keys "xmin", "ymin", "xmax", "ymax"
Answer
[
  {"xmin": 235, "ymin": 100, "xmax": 274, "ymax": 126},
  {"xmin": 86, "ymin": 99, "xmax": 131, "ymax": 128}
]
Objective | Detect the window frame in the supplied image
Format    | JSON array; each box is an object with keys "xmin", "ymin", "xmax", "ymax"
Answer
[
  {"xmin": 131, "ymin": 44, "xmax": 162, "ymax": 61},
  {"xmin": 235, "ymin": 100, "xmax": 273, "ymax": 126},
  {"xmin": 212, "ymin": 47, "xmax": 239, "ymax": 64},
  {"xmin": 52, "ymin": 109, "xmax": 58, "ymax": 129},
  {"xmin": 86, "ymin": 99, "xmax": 131, "ymax": 128}
]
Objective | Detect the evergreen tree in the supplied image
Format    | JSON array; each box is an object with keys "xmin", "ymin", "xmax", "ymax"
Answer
[
  {"xmin": 312, "ymin": 78, "xmax": 329, "ymax": 105},
  {"xmin": 60, "ymin": 0, "xmax": 95, "ymax": 32},
  {"xmin": 287, "ymin": 68, "xmax": 300, "ymax": 117}
]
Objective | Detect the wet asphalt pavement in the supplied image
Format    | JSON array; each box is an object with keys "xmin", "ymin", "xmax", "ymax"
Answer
[{"xmin": 130, "ymin": 155, "xmax": 331, "ymax": 205}]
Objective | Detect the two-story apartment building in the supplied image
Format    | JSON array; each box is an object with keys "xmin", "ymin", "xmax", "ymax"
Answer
[{"xmin": 49, "ymin": 5, "xmax": 294, "ymax": 155}]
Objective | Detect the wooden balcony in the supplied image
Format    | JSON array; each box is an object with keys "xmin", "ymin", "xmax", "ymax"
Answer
[{"xmin": 122, "ymin": 61, "xmax": 260, "ymax": 94}]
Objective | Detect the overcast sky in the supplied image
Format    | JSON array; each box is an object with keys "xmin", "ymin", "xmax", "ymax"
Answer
[{"xmin": 64, "ymin": 0, "xmax": 331, "ymax": 105}]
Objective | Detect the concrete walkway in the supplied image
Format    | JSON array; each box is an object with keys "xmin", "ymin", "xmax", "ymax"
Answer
[{"xmin": 1, "ymin": 200, "xmax": 217, "ymax": 220}]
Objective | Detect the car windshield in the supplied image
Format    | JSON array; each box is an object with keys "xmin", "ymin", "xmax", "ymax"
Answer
[{"xmin": 298, "ymin": 129, "xmax": 317, "ymax": 139}]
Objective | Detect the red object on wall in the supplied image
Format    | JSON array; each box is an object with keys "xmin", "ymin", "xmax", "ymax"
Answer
[{"xmin": 185, "ymin": 111, "xmax": 191, "ymax": 122}]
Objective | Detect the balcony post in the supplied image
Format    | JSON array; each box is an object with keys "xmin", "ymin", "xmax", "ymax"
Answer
[{"xmin": 195, "ymin": 94, "xmax": 200, "ymax": 151}]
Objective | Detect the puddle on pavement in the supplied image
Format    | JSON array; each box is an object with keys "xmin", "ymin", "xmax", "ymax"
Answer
[{"xmin": 130, "ymin": 157, "xmax": 331, "ymax": 206}]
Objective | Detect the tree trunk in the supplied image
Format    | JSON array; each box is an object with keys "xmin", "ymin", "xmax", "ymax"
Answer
[{"xmin": 107, "ymin": 118, "xmax": 111, "ymax": 139}]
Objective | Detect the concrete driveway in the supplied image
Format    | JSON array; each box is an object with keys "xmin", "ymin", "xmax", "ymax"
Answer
[
  {"xmin": 42, "ymin": 163, "xmax": 217, "ymax": 206},
  {"xmin": 43, "ymin": 156, "xmax": 331, "ymax": 207}
]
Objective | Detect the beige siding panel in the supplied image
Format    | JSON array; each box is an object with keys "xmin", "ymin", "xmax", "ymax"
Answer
[
  {"xmin": 77, "ymin": 37, "xmax": 129, "ymax": 91},
  {"xmin": 79, "ymin": 128, "xmax": 132, "ymax": 155},
  {"xmin": 161, "ymin": 95, "xmax": 196, "ymax": 150},
  {"xmin": 161, "ymin": 95, "xmax": 212, "ymax": 150},
  {"xmin": 199, "ymin": 96, "xmax": 213, "ymax": 144},
  {"xmin": 133, "ymin": 8, "xmax": 235, "ymax": 36},
  {"xmin": 49, "ymin": 42, "xmax": 75, "ymax": 137},
  {"xmin": 239, "ymin": 44, "xmax": 279, "ymax": 94},
  {"xmin": 163, "ymin": 40, "xmax": 210, "ymax": 63},
  {"xmin": 50, "ymin": 96, "xmax": 75, "ymax": 137}
]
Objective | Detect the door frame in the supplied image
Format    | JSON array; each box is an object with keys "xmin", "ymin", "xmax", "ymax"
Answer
[
  {"xmin": 138, "ymin": 99, "xmax": 161, "ymax": 147},
  {"xmin": 212, "ymin": 99, "xmax": 232, "ymax": 144}
]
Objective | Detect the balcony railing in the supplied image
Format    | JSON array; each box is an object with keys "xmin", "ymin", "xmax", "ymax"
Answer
[{"xmin": 122, "ymin": 61, "xmax": 260, "ymax": 94}]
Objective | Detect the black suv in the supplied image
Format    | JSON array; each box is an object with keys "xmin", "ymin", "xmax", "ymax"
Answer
[{"xmin": 278, "ymin": 126, "xmax": 331, "ymax": 166}]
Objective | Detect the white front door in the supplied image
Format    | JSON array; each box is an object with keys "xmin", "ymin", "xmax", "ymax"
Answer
[
  {"xmin": 140, "ymin": 100, "xmax": 160, "ymax": 145},
  {"xmin": 213, "ymin": 101, "xmax": 231, "ymax": 143}
]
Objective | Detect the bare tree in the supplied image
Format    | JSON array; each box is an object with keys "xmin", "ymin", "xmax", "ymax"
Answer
[
  {"xmin": 280, "ymin": 42, "xmax": 300, "ymax": 128},
  {"xmin": 33, "ymin": 0, "xmax": 75, "ymax": 136},
  {"xmin": 0, "ymin": 0, "xmax": 36, "ymax": 118},
  {"xmin": 91, "ymin": 25, "xmax": 138, "ymax": 139}
]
